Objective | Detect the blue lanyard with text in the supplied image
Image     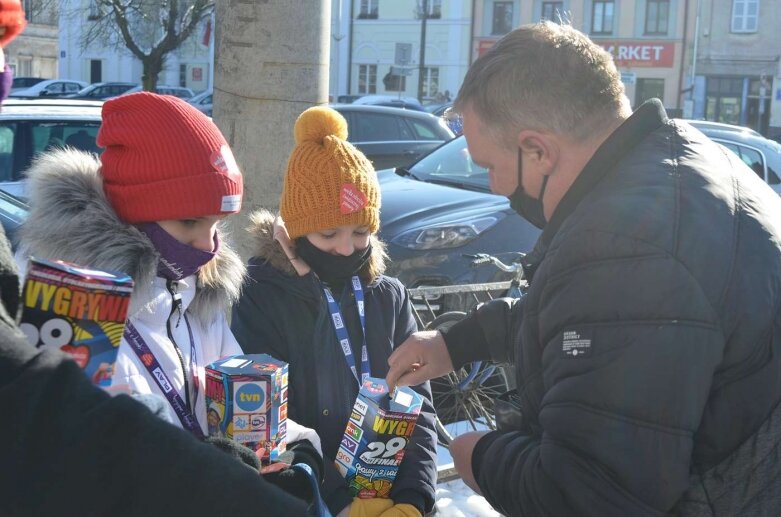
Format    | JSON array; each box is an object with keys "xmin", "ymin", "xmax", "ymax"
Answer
[
  {"xmin": 323, "ymin": 276, "xmax": 369, "ymax": 387},
  {"xmin": 124, "ymin": 320, "xmax": 204, "ymax": 439}
]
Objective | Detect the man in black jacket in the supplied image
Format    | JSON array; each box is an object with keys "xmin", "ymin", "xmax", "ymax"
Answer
[
  {"xmin": 0, "ymin": 222, "xmax": 311, "ymax": 515},
  {"xmin": 387, "ymin": 21, "xmax": 781, "ymax": 516}
]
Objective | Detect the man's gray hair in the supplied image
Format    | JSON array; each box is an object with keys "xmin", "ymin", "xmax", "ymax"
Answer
[{"xmin": 453, "ymin": 22, "xmax": 627, "ymax": 145}]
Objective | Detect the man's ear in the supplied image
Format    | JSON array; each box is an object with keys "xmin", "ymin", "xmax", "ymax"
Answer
[{"xmin": 517, "ymin": 130, "xmax": 559, "ymax": 175}]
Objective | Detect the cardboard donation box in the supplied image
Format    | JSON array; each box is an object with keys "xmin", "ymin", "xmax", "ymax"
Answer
[
  {"xmin": 20, "ymin": 258, "xmax": 134, "ymax": 387},
  {"xmin": 205, "ymin": 354, "xmax": 289, "ymax": 462},
  {"xmin": 335, "ymin": 377, "xmax": 423, "ymax": 498}
]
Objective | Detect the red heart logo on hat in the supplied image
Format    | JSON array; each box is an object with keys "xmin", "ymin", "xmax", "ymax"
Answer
[
  {"xmin": 340, "ymin": 183, "xmax": 367, "ymax": 214},
  {"xmin": 61, "ymin": 344, "xmax": 91, "ymax": 369},
  {"xmin": 210, "ymin": 145, "xmax": 241, "ymax": 180}
]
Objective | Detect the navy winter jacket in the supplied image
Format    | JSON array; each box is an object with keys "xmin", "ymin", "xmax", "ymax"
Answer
[
  {"xmin": 444, "ymin": 100, "xmax": 781, "ymax": 516},
  {"xmin": 231, "ymin": 211, "xmax": 438, "ymax": 516}
]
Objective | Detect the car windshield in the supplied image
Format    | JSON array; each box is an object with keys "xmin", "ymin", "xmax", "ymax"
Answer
[{"xmin": 407, "ymin": 136, "xmax": 489, "ymax": 191}]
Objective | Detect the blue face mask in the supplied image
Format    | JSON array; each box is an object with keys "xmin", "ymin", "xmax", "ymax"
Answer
[
  {"xmin": 138, "ymin": 222, "xmax": 219, "ymax": 281},
  {"xmin": 508, "ymin": 147, "xmax": 549, "ymax": 229}
]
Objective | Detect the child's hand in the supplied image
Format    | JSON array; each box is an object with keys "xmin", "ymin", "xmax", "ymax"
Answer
[{"xmin": 273, "ymin": 215, "xmax": 311, "ymax": 276}]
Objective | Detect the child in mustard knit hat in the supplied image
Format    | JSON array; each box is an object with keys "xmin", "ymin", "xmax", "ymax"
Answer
[{"xmin": 232, "ymin": 106, "xmax": 437, "ymax": 517}]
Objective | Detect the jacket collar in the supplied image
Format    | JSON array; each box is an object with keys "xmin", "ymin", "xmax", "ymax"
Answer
[
  {"xmin": 246, "ymin": 209, "xmax": 388, "ymax": 285},
  {"xmin": 518, "ymin": 100, "xmax": 667, "ymax": 283},
  {"xmin": 540, "ymin": 99, "xmax": 668, "ymax": 248},
  {"xmin": 19, "ymin": 148, "xmax": 246, "ymax": 324}
]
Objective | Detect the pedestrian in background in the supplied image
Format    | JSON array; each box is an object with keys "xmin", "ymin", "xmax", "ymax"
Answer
[{"xmin": 387, "ymin": 21, "xmax": 781, "ymax": 516}]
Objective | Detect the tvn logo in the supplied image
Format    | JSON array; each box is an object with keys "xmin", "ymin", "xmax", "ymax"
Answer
[{"xmin": 153, "ymin": 367, "xmax": 173, "ymax": 393}]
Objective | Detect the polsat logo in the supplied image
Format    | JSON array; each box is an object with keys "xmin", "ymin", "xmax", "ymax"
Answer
[{"xmin": 234, "ymin": 382, "xmax": 265, "ymax": 412}]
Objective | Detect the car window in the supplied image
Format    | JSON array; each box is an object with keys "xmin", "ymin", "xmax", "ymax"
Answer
[
  {"xmin": 350, "ymin": 112, "xmax": 407, "ymax": 142},
  {"xmin": 30, "ymin": 122, "xmax": 102, "ymax": 163},
  {"xmin": 64, "ymin": 83, "xmax": 81, "ymax": 93},
  {"xmin": 202, "ymin": 95, "xmax": 212, "ymax": 104},
  {"xmin": 0, "ymin": 125, "xmax": 15, "ymax": 182},
  {"xmin": 407, "ymin": 119, "xmax": 439, "ymax": 141},
  {"xmin": 46, "ymin": 83, "xmax": 64, "ymax": 94},
  {"xmin": 737, "ymin": 145, "xmax": 764, "ymax": 179},
  {"xmin": 409, "ymin": 136, "xmax": 489, "ymax": 190}
]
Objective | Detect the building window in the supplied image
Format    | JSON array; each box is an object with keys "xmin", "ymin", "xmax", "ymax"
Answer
[
  {"xmin": 423, "ymin": 67, "xmax": 439, "ymax": 98},
  {"xmin": 542, "ymin": 2, "xmax": 563, "ymax": 23},
  {"xmin": 645, "ymin": 0, "xmax": 669, "ymax": 35},
  {"xmin": 492, "ymin": 2, "xmax": 514, "ymax": 35},
  {"xmin": 635, "ymin": 78, "xmax": 665, "ymax": 107},
  {"xmin": 731, "ymin": 0, "xmax": 758, "ymax": 33},
  {"xmin": 358, "ymin": 64, "xmax": 377, "ymax": 94},
  {"xmin": 591, "ymin": 0, "xmax": 614, "ymax": 35},
  {"xmin": 17, "ymin": 57, "xmax": 32, "ymax": 77},
  {"xmin": 358, "ymin": 0, "xmax": 379, "ymax": 19},
  {"xmin": 428, "ymin": 0, "xmax": 442, "ymax": 19},
  {"xmin": 705, "ymin": 77, "xmax": 744, "ymax": 125}
]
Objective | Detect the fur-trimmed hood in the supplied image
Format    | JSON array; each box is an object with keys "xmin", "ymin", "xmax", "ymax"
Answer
[
  {"xmin": 246, "ymin": 209, "xmax": 387, "ymax": 281},
  {"xmin": 18, "ymin": 148, "xmax": 246, "ymax": 323}
]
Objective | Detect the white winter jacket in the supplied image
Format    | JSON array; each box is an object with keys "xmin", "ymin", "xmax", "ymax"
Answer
[{"xmin": 18, "ymin": 149, "xmax": 246, "ymax": 435}]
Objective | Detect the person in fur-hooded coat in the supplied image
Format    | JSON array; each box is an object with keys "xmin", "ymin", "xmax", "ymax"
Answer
[
  {"xmin": 17, "ymin": 93, "xmax": 246, "ymax": 437},
  {"xmin": 231, "ymin": 107, "xmax": 437, "ymax": 517}
]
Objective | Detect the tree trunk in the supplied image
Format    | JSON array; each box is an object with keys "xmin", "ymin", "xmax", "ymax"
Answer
[{"xmin": 141, "ymin": 56, "xmax": 164, "ymax": 91}]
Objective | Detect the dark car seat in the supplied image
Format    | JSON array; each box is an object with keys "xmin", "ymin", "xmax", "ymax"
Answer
[{"xmin": 65, "ymin": 130, "xmax": 99, "ymax": 154}]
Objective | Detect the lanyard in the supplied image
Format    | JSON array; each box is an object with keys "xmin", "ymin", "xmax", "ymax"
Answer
[
  {"xmin": 323, "ymin": 276, "xmax": 369, "ymax": 387},
  {"xmin": 124, "ymin": 320, "xmax": 204, "ymax": 439}
]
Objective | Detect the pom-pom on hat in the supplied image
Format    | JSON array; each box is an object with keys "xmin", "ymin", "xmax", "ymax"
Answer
[
  {"xmin": 280, "ymin": 106, "xmax": 380, "ymax": 239},
  {"xmin": 98, "ymin": 92, "xmax": 243, "ymax": 224},
  {"xmin": 0, "ymin": 0, "xmax": 27, "ymax": 47}
]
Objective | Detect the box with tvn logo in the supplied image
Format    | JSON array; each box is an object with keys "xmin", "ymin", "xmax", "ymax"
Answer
[
  {"xmin": 19, "ymin": 258, "xmax": 134, "ymax": 387},
  {"xmin": 205, "ymin": 354, "xmax": 288, "ymax": 462},
  {"xmin": 335, "ymin": 377, "xmax": 423, "ymax": 499}
]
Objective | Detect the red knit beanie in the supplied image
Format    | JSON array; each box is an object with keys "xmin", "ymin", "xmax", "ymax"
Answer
[
  {"xmin": 0, "ymin": 0, "xmax": 27, "ymax": 47},
  {"xmin": 98, "ymin": 92, "xmax": 243, "ymax": 224}
]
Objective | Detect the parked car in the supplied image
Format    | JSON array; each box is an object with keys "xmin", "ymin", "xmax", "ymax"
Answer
[
  {"xmin": 10, "ymin": 77, "xmax": 47, "ymax": 93},
  {"xmin": 63, "ymin": 82, "xmax": 138, "ymax": 100},
  {"xmin": 331, "ymin": 104, "xmax": 453, "ymax": 170},
  {"xmin": 684, "ymin": 120, "xmax": 781, "ymax": 194},
  {"xmin": 124, "ymin": 85, "xmax": 195, "ymax": 99},
  {"xmin": 0, "ymin": 99, "xmax": 103, "ymax": 199},
  {"xmin": 188, "ymin": 89, "xmax": 213, "ymax": 116},
  {"xmin": 9, "ymin": 79, "xmax": 89, "ymax": 99},
  {"xmin": 377, "ymin": 135, "xmax": 541, "ymax": 310},
  {"xmin": 352, "ymin": 94, "xmax": 426, "ymax": 111}
]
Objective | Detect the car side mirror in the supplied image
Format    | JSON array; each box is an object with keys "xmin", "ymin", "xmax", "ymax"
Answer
[{"xmin": 39, "ymin": 90, "xmax": 51, "ymax": 97}]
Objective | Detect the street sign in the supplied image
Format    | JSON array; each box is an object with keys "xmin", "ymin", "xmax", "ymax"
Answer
[
  {"xmin": 390, "ymin": 66, "xmax": 413, "ymax": 77},
  {"xmin": 395, "ymin": 43, "xmax": 412, "ymax": 66}
]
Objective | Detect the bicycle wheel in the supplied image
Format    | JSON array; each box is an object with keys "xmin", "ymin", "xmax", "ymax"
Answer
[{"xmin": 426, "ymin": 312, "xmax": 511, "ymax": 448}]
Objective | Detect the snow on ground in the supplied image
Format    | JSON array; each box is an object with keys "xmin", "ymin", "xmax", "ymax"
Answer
[{"xmin": 435, "ymin": 478, "xmax": 502, "ymax": 516}]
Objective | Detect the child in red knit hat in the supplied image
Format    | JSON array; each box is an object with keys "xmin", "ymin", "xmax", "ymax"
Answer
[{"xmin": 19, "ymin": 92, "xmax": 246, "ymax": 437}]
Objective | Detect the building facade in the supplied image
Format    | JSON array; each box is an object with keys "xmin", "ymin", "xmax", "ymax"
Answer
[
  {"xmin": 689, "ymin": 0, "xmax": 780, "ymax": 136},
  {"xmin": 58, "ymin": 0, "xmax": 212, "ymax": 92},
  {"xmin": 473, "ymin": 1, "xmax": 691, "ymax": 113},
  {"xmin": 347, "ymin": 0, "xmax": 472, "ymax": 102},
  {"xmin": 6, "ymin": 0, "xmax": 58, "ymax": 79}
]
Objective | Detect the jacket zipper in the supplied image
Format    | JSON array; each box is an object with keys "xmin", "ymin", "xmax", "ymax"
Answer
[{"xmin": 165, "ymin": 279, "xmax": 191, "ymax": 411}]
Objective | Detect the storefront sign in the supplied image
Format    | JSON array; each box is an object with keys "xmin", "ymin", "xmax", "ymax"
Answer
[{"xmin": 599, "ymin": 41, "xmax": 675, "ymax": 68}]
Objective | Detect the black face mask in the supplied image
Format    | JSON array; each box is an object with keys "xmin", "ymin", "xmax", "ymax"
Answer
[
  {"xmin": 508, "ymin": 147, "xmax": 549, "ymax": 229},
  {"xmin": 295, "ymin": 237, "xmax": 373, "ymax": 285}
]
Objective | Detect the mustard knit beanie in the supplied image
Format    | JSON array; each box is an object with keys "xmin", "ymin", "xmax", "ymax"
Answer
[{"xmin": 280, "ymin": 106, "xmax": 380, "ymax": 239}]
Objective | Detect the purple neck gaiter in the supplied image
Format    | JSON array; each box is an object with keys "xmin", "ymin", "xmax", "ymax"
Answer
[
  {"xmin": 0, "ymin": 64, "xmax": 13, "ymax": 104},
  {"xmin": 138, "ymin": 222, "xmax": 219, "ymax": 281}
]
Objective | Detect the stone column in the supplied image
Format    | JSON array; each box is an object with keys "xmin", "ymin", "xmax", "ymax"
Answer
[{"xmin": 214, "ymin": 0, "xmax": 330, "ymax": 258}]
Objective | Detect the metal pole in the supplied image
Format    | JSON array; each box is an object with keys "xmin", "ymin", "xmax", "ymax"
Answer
[
  {"xmin": 417, "ymin": 0, "xmax": 428, "ymax": 102},
  {"xmin": 690, "ymin": 0, "xmax": 701, "ymax": 101}
]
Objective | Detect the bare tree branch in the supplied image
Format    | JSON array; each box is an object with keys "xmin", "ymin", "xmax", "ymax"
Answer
[{"xmin": 67, "ymin": 0, "xmax": 214, "ymax": 90}]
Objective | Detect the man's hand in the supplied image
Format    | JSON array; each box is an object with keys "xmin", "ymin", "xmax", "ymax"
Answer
[
  {"xmin": 450, "ymin": 431, "xmax": 490, "ymax": 495},
  {"xmin": 386, "ymin": 330, "xmax": 454, "ymax": 391}
]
